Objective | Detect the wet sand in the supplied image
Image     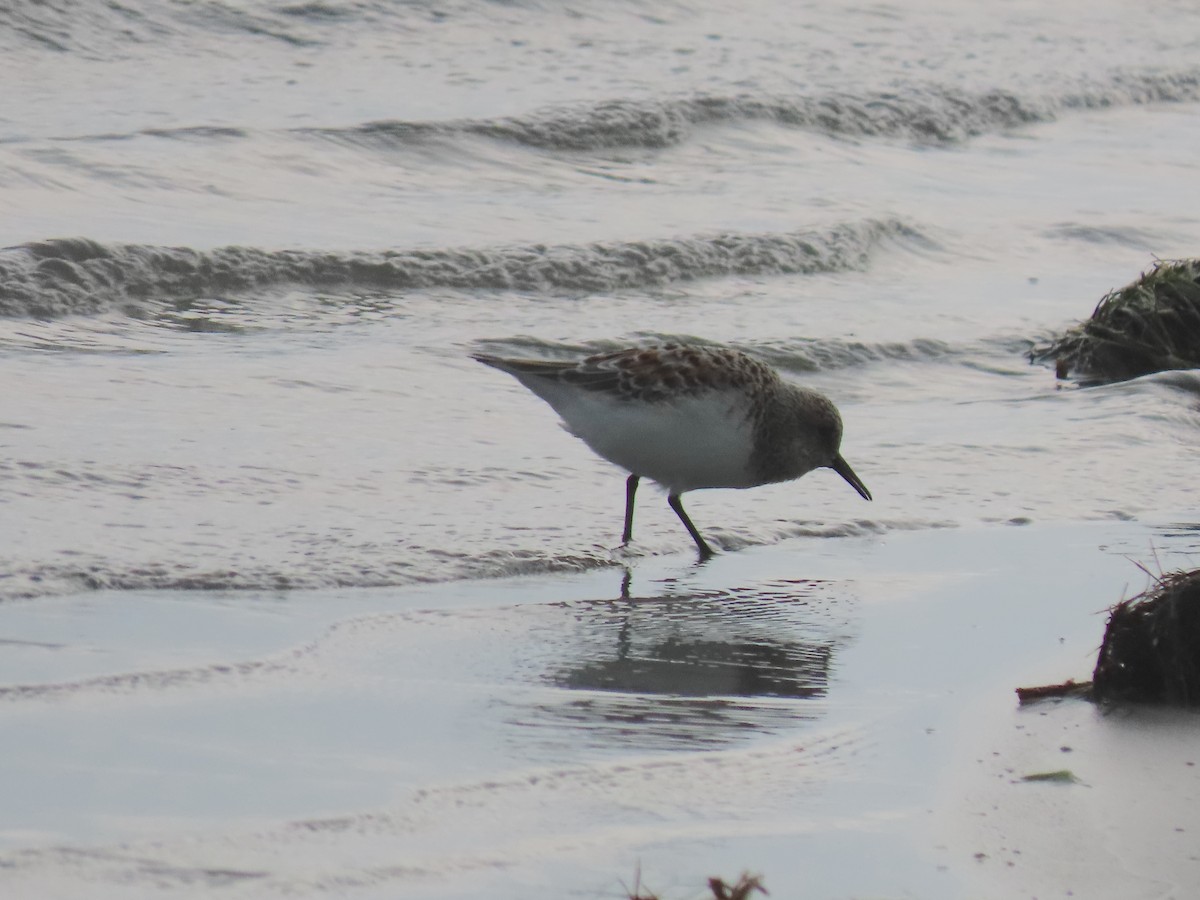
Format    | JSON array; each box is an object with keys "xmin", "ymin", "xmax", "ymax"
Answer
[
  {"xmin": 944, "ymin": 698, "xmax": 1200, "ymax": 899},
  {"xmin": 0, "ymin": 520, "xmax": 1198, "ymax": 898}
]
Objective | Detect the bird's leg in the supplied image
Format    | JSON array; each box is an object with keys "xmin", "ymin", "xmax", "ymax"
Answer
[
  {"xmin": 668, "ymin": 492, "xmax": 714, "ymax": 560},
  {"xmin": 622, "ymin": 474, "xmax": 640, "ymax": 544}
]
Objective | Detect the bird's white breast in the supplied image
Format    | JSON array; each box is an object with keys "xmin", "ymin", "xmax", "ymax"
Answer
[{"xmin": 549, "ymin": 388, "xmax": 759, "ymax": 493}]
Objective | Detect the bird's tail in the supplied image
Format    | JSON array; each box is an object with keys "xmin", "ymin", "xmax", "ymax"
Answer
[{"xmin": 472, "ymin": 353, "xmax": 576, "ymax": 377}]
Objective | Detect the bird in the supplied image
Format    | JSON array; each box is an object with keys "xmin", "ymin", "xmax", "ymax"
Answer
[{"xmin": 473, "ymin": 343, "xmax": 871, "ymax": 558}]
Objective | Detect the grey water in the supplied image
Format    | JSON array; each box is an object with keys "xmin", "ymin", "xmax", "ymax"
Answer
[{"xmin": 3, "ymin": 0, "xmax": 1200, "ymax": 896}]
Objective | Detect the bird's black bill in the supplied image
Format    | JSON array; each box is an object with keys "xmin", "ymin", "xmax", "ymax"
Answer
[{"xmin": 832, "ymin": 454, "xmax": 872, "ymax": 501}]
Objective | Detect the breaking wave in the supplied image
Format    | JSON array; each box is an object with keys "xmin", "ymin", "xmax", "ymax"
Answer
[
  {"xmin": 18, "ymin": 67, "xmax": 1200, "ymax": 152},
  {"xmin": 0, "ymin": 219, "xmax": 922, "ymax": 317},
  {"xmin": 318, "ymin": 70, "xmax": 1200, "ymax": 151},
  {"xmin": 0, "ymin": 517, "xmax": 954, "ymax": 605}
]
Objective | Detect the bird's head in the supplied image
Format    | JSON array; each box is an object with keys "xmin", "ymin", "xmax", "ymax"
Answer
[{"xmin": 774, "ymin": 389, "xmax": 872, "ymax": 501}]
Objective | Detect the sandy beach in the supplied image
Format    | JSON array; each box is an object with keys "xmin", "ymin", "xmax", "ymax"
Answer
[
  {"xmin": 945, "ymin": 699, "xmax": 1200, "ymax": 899},
  {"xmin": 2, "ymin": 519, "xmax": 1197, "ymax": 898}
]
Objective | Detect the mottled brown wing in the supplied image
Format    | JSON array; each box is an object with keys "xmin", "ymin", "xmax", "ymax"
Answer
[{"xmin": 475, "ymin": 345, "xmax": 776, "ymax": 402}]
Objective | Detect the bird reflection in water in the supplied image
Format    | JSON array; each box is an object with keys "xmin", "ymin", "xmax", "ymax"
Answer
[{"xmin": 513, "ymin": 569, "xmax": 853, "ymax": 750}]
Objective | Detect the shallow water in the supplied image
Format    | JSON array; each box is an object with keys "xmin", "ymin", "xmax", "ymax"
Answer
[{"xmin": 3, "ymin": 0, "xmax": 1200, "ymax": 896}]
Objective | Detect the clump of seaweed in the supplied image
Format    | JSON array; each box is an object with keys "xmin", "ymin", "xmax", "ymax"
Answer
[
  {"xmin": 1092, "ymin": 568, "xmax": 1200, "ymax": 706},
  {"xmin": 708, "ymin": 873, "xmax": 768, "ymax": 900},
  {"xmin": 1032, "ymin": 259, "xmax": 1200, "ymax": 383},
  {"xmin": 622, "ymin": 866, "xmax": 768, "ymax": 900}
]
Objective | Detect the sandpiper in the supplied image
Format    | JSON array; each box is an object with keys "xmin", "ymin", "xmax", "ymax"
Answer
[{"xmin": 474, "ymin": 343, "xmax": 871, "ymax": 558}]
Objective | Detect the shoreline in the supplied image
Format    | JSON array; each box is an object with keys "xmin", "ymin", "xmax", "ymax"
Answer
[{"xmin": 0, "ymin": 520, "xmax": 1198, "ymax": 898}]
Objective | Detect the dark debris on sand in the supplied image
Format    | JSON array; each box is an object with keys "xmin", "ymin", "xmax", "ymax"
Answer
[
  {"xmin": 622, "ymin": 869, "xmax": 767, "ymax": 900},
  {"xmin": 1032, "ymin": 259, "xmax": 1200, "ymax": 383},
  {"xmin": 1092, "ymin": 569, "xmax": 1200, "ymax": 706},
  {"xmin": 1016, "ymin": 568, "xmax": 1200, "ymax": 707}
]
